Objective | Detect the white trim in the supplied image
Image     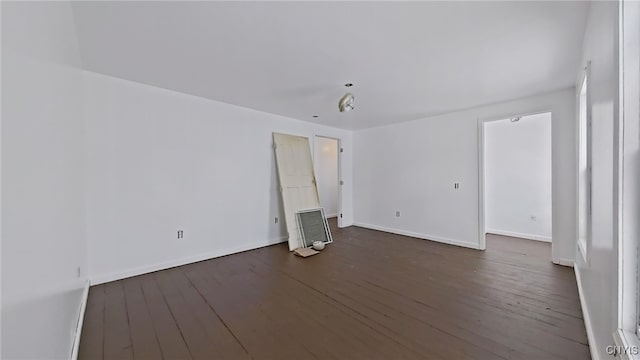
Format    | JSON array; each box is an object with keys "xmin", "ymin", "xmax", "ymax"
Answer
[
  {"xmin": 552, "ymin": 258, "xmax": 575, "ymax": 267},
  {"xmin": 575, "ymin": 265, "xmax": 599, "ymax": 360},
  {"xmin": 326, "ymin": 213, "xmax": 338, "ymax": 218},
  {"xmin": 617, "ymin": 0, "xmax": 640, "ymax": 338},
  {"xmin": 485, "ymin": 229, "xmax": 552, "ymax": 242},
  {"xmin": 574, "ymin": 64, "xmax": 583, "ymax": 268},
  {"xmin": 578, "ymin": 237, "xmax": 588, "ymax": 263},
  {"xmin": 576, "ymin": 63, "xmax": 593, "ymax": 268},
  {"xmin": 70, "ymin": 280, "xmax": 90, "ymax": 360},
  {"xmin": 91, "ymin": 236, "xmax": 287, "ymax": 285},
  {"xmin": 352, "ymin": 222, "xmax": 481, "ymax": 250},
  {"xmin": 478, "ymin": 116, "xmax": 487, "ymax": 251},
  {"xmin": 616, "ymin": 0, "xmax": 626, "ymax": 333}
]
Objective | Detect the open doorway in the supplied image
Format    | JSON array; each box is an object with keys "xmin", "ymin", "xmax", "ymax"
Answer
[
  {"xmin": 314, "ymin": 136, "xmax": 340, "ymax": 227},
  {"xmin": 480, "ymin": 112, "xmax": 553, "ymax": 258}
]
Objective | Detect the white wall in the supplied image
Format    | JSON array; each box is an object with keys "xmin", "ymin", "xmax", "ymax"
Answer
[
  {"xmin": 353, "ymin": 88, "xmax": 576, "ymax": 263},
  {"xmin": 485, "ymin": 113, "xmax": 552, "ymax": 242},
  {"xmin": 83, "ymin": 71, "xmax": 353, "ymax": 284},
  {"xmin": 574, "ymin": 2, "xmax": 619, "ymax": 359},
  {"xmin": 1, "ymin": 2, "xmax": 88, "ymax": 359},
  {"xmin": 314, "ymin": 137, "xmax": 339, "ymax": 217}
]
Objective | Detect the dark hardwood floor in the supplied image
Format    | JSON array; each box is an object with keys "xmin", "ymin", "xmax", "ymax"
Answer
[{"xmin": 79, "ymin": 220, "xmax": 590, "ymax": 359}]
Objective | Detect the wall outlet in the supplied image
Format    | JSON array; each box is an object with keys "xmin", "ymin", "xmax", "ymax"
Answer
[
  {"xmin": 274, "ymin": 217, "xmax": 279, "ymax": 224},
  {"xmin": 454, "ymin": 182, "xmax": 460, "ymax": 189},
  {"xmin": 395, "ymin": 211, "xmax": 401, "ymax": 217},
  {"xmin": 177, "ymin": 230, "xmax": 184, "ymax": 239}
]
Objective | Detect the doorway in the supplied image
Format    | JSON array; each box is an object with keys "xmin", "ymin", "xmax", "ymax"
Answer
[
  {"xmin": 479, "ymin": 112, "xmax": 553, "ymax": 257},
  {"xmin": 314, "ymin": 136, "xmax": 340, "ymax": 227}
]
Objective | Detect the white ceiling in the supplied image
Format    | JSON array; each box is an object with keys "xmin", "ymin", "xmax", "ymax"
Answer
[{"xmin": 71, "ymin": 1, "xmax": 589, "ymax": 130}]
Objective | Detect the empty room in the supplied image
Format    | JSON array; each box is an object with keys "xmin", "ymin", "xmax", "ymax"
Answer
[{"xmin": 2, "ymin": 1, "xmax": 640, "ymax": 360}]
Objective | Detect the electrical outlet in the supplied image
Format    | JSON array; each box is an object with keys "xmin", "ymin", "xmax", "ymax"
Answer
[
  {"xmin": 177, "ymin": 230, "xmax": 184, "ymax": 239},
  {"xmin": 274, "ymin": 217, "xmax": 279, "ymax": 224},
  {"xmin": 396, "ymin": 211, "xmax": 401, "ymax": 217},
  {"xmin": 454, "ymin": 182, "xmax": 460, "ymax": 189}
]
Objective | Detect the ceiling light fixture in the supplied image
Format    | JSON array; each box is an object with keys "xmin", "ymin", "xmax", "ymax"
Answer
[
  {"xmin": 510, "ymin": 116, "xmax": 521, "ymax": 122},
  {"xmin": 338, "ymin": 83, "xmax": 355, "ymax": 113}
]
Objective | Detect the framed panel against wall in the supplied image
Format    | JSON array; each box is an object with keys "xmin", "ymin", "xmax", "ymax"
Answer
[
  {"xmin": 273, "ymin": 132, "xmax": 321, "ymax": 251},
  {"xmin": 296, "ymin": 208, "xmax": 333, "ymax": 248}
]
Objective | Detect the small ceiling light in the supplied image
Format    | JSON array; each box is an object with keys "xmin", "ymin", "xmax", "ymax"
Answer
[
  {"xmin": 338, "ymin": 93, "xmax": 355, "ymax": 112},
  {"xmin": 338, "ymin": 83, "xmax": 355, "ymax": 113},
  {"xmin": 510, "ymin": 116, "xmax": 521, "ymax": 122}
]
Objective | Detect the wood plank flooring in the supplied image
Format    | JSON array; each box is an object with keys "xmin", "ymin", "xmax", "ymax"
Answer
[{"xmin": 79, "ymin": 220, "xmax": 589, "ymax": 359}]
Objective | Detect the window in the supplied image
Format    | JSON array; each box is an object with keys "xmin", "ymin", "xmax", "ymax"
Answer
[
  {"xmin": 615, "ymin": 0, "xmax": 640, "ymax": 351},
  {"xmin": 577, "ymin": 67, "xmax": 591, "ymax": 264}
]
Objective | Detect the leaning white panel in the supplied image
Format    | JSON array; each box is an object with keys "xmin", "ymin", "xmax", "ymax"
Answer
[{"xmin": 273, "ymin": 132, "xmax": 321, "ymax": 250}]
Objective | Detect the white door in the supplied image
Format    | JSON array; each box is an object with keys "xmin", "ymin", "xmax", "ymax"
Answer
[{"xmin": 273, "ymin": 133, "xmax": 320, "ymax": 250}]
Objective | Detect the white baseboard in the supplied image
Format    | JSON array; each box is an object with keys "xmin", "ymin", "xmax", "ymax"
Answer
[
  {"xmin": 352, "ymin": 222, "xmax": 480, "ymax": 250},
  {"xmin": 91, "ymin": 236, "xmax": 287, "ymax": 285},
  {"xmin": 326, "ymin": 213, "xmax": 338, "ymax": 218},
  {"xmin": 552, "ymin": 258, "xmax": 575, "ymax": 267},
  {"xmin": 575, "ymin": 265, "xmax": 599, "ymax": 360},
  {"xmin": 70, "ymin": 279, "xmax": 90, "ymax": 360},
  {"xmin": 486, "ymin": 228, "xmax": 552, "ymax": 242}
]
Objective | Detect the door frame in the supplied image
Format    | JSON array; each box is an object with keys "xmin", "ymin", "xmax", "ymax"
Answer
[
  {"xmin": 576, "ymin": 64, "xmax": 592, "ymax": 266},
  {"xmin": 477, "ymin": 110, "xmax": 553, "ymax": 254},
  {"xmin": 313, "ymin": 135, "xmax": 343, "ymax": 228}
]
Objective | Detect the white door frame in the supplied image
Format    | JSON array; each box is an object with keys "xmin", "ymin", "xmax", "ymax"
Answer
[
  {"xmin": 576, "ymin": 66, "xmax": 592, "ymax": 266},
  {"xmin": 616, "ymin": 0, "xmax": 640, "ymax": 340},
  {"xmin": 477, "ymin": 110, "xmax": 553, "ymax": 254},
  {"xmin": 313, "ymin": 135, "xmax": 343, "ymax": 228}
]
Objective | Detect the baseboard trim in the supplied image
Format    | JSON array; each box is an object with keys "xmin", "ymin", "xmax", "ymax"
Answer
[
  {"xmin": 575, "ymin": 265, "xmax": 599, "ymax": 360},
  {"xmin": 70, "ymin": 279, "xmax": 90, "ymax": 360},
  {"xmin": 91, "ymin": 236, "xmax": 288, "ymax": 285},
  {"xmin": 486, "ymin": 228, "xmax": 552, "ymax": 242},
  {"xmin": 552, "ymin": 258, "xmax": 575, "ymax": 267},
  {"xmin": 352, "ymin": 222, "xmax": 480, "ymax": 250}
]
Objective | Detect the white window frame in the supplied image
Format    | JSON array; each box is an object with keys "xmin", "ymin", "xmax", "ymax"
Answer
[
  {"xmin": 577, "ymin": 65, "xmax": 592, "ymax": 265},
  {"xmin": 615, "ymin": 0, "xmax": 640, "ymax": 358}
]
